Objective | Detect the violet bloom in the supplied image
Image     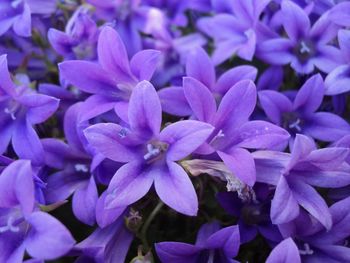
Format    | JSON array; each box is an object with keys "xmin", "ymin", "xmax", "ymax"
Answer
[
  {"xmin": 180, "ymin": 65, "xmax": 289, "ymax": 185},
  {"xmin": 325, "ymin": 29, "xmax": 350, "ymax": 95},
  {"xmin": 156, "ymin": 221, "xmax": 240, "ymax": 263},
  {"xmin": 0, "ymin": 160, "xmax": 75, "ymax": 262},
  {"xmin": 84, "ymin": 81, "xmax": 214, "ymax": 216},
  {"xmin": 59, "ymin": 26, "xmax": 160, "ymax": 121},
  {"xmin": 75, "ymin": 210, "xmax": 133, "ymax": 263},
  {"xmin": 257, "ymin": 1, "xmax": 341, "ymax": 74},
  {"xmin": 0, "ymin": 55, "xmax": 59, "ymax": 165},
  {"xmin": 159, "ymin": 47, "xmax": 258, "ymax": 117},
  {"xmin": 43, "ymin": 102, "xmax": 119, "ymax": 226},
  {"xmin": 259, "ymin": 74, "xmax": 350, "ymax": 142},
  {"xmin": 266, "ymin": 238, "xmax": 301, "ymax": 263},
  {"xmin": 48, "ymin": 6, "xmax": 99, "ymax": 60},
  {"xmin": 0, "ymin": 0, "xmax": 56, "ymax": 37},
  {"xmin": 197, "ymin": 0, "xmax": 271, "ymax": 65},
  {"xmin": 277, "ymin": 196, "xmax": 350, "ymax": 262},
  {"xmin": 217, "ymin": 187, "xmax": 282, "ymax": 244},
  {"xmin": 254, "ymin": 134, "xmax": 350, "ymax": 230}
]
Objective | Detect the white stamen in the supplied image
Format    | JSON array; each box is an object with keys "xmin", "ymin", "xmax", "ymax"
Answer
[
  {"xmin": 74, "ymin": 164, "xmax": 88, "ymax": 172},
  {"xmin": 4, "ymin": 108, "xmax": 16, "ymax": 120},
  {"xmin": 300, "ymin": 41, "xmax": 311, "ymax": 54},
  {"xmin": 299, "ymin": 243, "xmax": 314, "ymax": 255},
  {"xmin": 288, "ymin": 118, "xmax": 301, "ymax": 132},
  {"xmin": 143, "ymin": 144, "xmax": 160, "ymax": 160},
  {"xmin": 0, "ymin": 216, "xmax": 20, "ymax": 233}
]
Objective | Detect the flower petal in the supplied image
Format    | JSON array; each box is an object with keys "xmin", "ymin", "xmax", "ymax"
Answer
[
  {"xmin": 128, "ymin": 81, "xmax": 162, "ymax": 138},
  {"xmin": 186, "ymin": 47, "xmax": 215, "ymax": 89},
  {"xmin": 266, "ymin": 238, "xmax": 301, "ymax": 263},
  {"xmin": 271, "ymin": 176, "xmax": 299, "ymax": 225},
  {"xmin": 130, "ymin": 49, "xmax": 161, "ymax": 81},
  {"xmin": 183, "ymin": 77, "xmax": 216, "ymax": 123},
  {"xmin": 218, "ymin": 148, "xmax": 256, "ymax": 186},
  {"xmin": 105, "ymin": 162, "xmax": 154, "ymax": 209},
  {"xmin": 26, "ymin": 212, "xmax": 75, "ymax": 260},
  {"xmin": 154, "ymin": 162, "xmax": 198, "ymax": 216},
  {"xmin": 160, "ymin": 120, "xmax": 214, "ymax": 161}
]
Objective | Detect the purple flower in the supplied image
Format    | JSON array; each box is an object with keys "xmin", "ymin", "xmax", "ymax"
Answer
[
  {"xmin": 156, "ymin": 221, "xmax": 240, "ymax": 263},
  {"xmin": 257, "ymin": 1, "xmax": 341, "ymax": 74},
  {"xmin": 266, "ymin": 238, "xmax": 301, "ymax": 263},
  {"xmin": 0, "ymin": 160, "xmax": 75, "ymax": 262},
  {"xmin": 254, "ymin": 134, "xmax": 350, "ymax": 230},
  {"xmin": 0, "ymin": 55, "xmax": 59, "ymax": 165},
  {"xmin": 48, "ymin": 6, "xmax": 99, "ymax": 60},
  {"xmin": 59, "ymin": 26, "xmax": 160, "ymax": 121},
  {"xmin": 84, "ymin": 81, "xmax": 214, "ymax": 216},
  {"xmin": 75, "ymin": 210, "xmax": 133, "ymax": 263},
  {"xmin": 0, "ymin": 0, "xmax": 56, "ymax": 37},
  {"xmin": 159, "ymin": 47, "xmax": 258, "ymax": 117},
  {"xmin": 197, "ymin": 0, "xmax": 271, "ymax": 64},
  {"xmin": 259, "ymin": 74, "xmax": 350, "ymax": 142},
  {"xmin": 325, "ymin": 29, "xmax": 350, "ymax": 95}
]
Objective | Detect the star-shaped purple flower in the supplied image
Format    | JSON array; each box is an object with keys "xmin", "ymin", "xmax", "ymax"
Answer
[{"xmin": 84, "ymin": 80, "xmax": 214, "ymax": 216}]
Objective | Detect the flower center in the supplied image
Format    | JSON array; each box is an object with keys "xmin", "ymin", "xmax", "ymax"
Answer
[
  {"xmin": 282, "ymin": 112, "xmax": 303, "ymax": 135},
  {"xmin": 0, "ymin": 216, "xmax": 20, "ymax": 233},
  {"xmin": 74, "ymin": 163, "xmax": 89, "ymax": 173},
  {"xmin": 143, "ymin": 141, "xmax": 168, "ymax": 163},
  {"xmin": 295, "ymin": 40, "xmax": 315, "ymax": 63},
  {"xmin": 4, "ymin": 100, "xmax": 21, "ymax": 120},
  {"xmin": 299, "ymin": 243, "xmax": 314, "ymax": 255}
]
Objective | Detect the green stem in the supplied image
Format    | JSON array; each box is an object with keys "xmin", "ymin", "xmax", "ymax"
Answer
[{"xmin": 140, "ymin": 201, "xmax": 164, "ymax": 252}]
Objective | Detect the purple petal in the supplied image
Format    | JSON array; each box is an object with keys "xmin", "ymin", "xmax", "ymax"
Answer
[
  {"xmin": 155, "ymin": 242, "xmax": 200, "ymax": 263},
  {"xmin": 59, "ymin": 61, "xmax": 117, "ymax": 95},
  {"xmin": 0, "ymin": 55, "xmax": 16, "ymax": 96},
  {"xmin": 271, "ymin": 176, "xmax": 299, "ymax": 225},
  {"xmin": 95, "ymin": 192, "xmax": 125, "ymax": 228},
  {"xmin": 128, "ymin": 81, "xmax": 162, "ymax": 138},
  {"xmin": 237, "ymin": 120, "xmax": 290, "ymax": 150},
  {"xmin": 72, "ymin": 176, "xmax": 98, "ymax": 226},
  {"xmin": 325, "ymin": 65, "xmax": 350, "ymax": 95},
  {"xmin": 130, "ymin": 49, "xmax": 161, "ymax": 81},
  {"xmin": 105, "ymin": 162, "xmax": 154, "ymax": 209},
  {"xmin": 205, "ymin": 225, "xmax": 240, "ymax": 257},
  {"xmin": 215, "ymin": 80, "xmax": 256, "ymax": 130},
  {"xmin": 293, "ymin": 74, "xmax": 324, "ymax": 114},
  {"xmin": 289, "ymin": 180, "xmax": 332, "ymax": 230},
  {"xmin": 158, "ymin": 86, "xmax": 192, "ymax": 116},
  {"xmin": 313, "ymin": 45, "xmax": 343, "ymax": 73},
  {"xmin": 195, "ymin": 221, "xmax": 221, "ymax": 246},
  {"xmin": 84, "ymin": 123, "xmax": 141, "ymax": 163},
  {"xmin": 218, "ymin": 148, "xmax": 256, "ymax": 186},
  {"xmin": 257, "ymin": 66, "xmax": 283, "ymax": 91},
  {"xmin": 154, "ymin": 161, "xmax": 198, "ymax": 216},
  {"xmin": 79, "ymin": 94, "xmax": 116, "ymax": 122},
  {"xmin": 258, "ymin": 90, "xmax": 293, "ymax": 125},
  {"xmin": 186, "ymin": 47, "xmax": 215, "ymax": 89},
  {"xmin": 160, "ymin": 120, "xmax": 214, "ymax": 161},
  {"xmin": 18, "ymin": 94, "xmax": 59, "ymax": 124},
  {"xmin": 256, "ymin": 38, "xmax": 294, "ymax": 65},
  {"xmin": 215, "ymin": 65, "xmax": 258, "ymax": 94},
  {"xmin": 266, "ymin": 238, "xmax": 301, "ymax": 263},
  {"xmin": 47, "ymin": 29, "xmax": 73, "ymax": 56},
  {"xmin": 13, "ymin": 3, "xmax": 31, "ymax": 37},
  {"xmin": 26, "ymin": 212, "xmax": 75, "ymax": 260},
  {"xmin": 338, "ymin": 29, "xmax": 350, "ymax": 61},
  {"xmin": 329, "ymin": 2, "xmax": 350, "ymax": 26},
  {"xmin": 304, "ymin": 112, "xmax": 350, "ymax": 142},
  {"xmin": 12, "ymin": 119, "xmax": 44, "ymax": 165},
  {"xmin": 302, "ymin": 147, "xmax": 349, "ymax": 170},
  {"xmin": 0, "ymin": 160, "xmax": 34, "ymax": 214},
  {"xmin": 97, "ymin": 26, "xmax": 133, "ymax": 82},
  {"xmin": 183, "ymin": 77, "xmax": 216, "ymax": 123},
  {"xmin": 281, "ymin": 1, "xmax": 310, "ymax": 41}
]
